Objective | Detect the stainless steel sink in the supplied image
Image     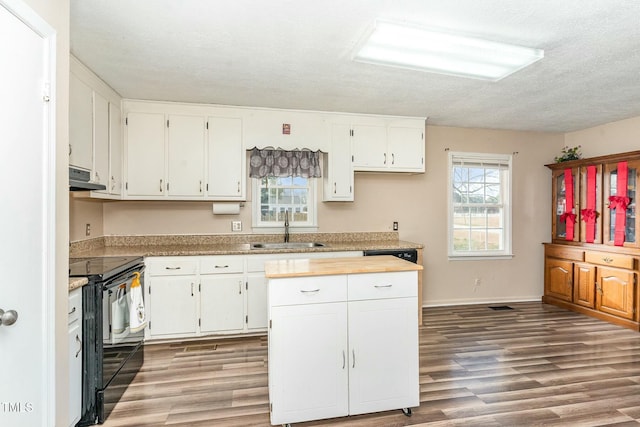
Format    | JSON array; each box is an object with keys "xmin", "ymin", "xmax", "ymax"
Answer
[{"xmin": 250, "ymin": 242, "xmax": 326, "ymax": 250}]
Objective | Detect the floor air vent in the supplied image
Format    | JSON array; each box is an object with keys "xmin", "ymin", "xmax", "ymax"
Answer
[{"xmin": 489, "ymin": 305, "xmax": 514, "ymax": 311}]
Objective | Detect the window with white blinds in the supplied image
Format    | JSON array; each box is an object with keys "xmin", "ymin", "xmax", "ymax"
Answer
[{"xmin": 448, "ymin": 152, "xmax": 513, "ymax": 259}]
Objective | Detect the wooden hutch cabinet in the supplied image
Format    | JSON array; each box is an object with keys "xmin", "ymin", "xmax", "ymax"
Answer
[{"xmin": 544, "ymin": 151, "xmax": 640, "ymax": 330}]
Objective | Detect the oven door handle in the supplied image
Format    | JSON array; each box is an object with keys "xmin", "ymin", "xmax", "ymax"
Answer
[{"xmin": 103, "ymin": 265, "xmax": 146, "ymax": 290}]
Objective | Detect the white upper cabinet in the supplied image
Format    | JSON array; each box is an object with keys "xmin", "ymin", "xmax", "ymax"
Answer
[
  {"xmin": 387, "ymin": 124, "xmax": 425, "ymax": 171},
  {"xmin": 352, "ymin": 118, "xmax": 425, "ymax": 173},
  {"xmin": 69, "ymin": 72, "xmax": 93, "ymax": 171},
  {"xmin": 207, "ymin": 116, "xmax": 245, "ymax": 200},
  {"xmin": 323, "ymin": 123, "xmax": 354, "ymax": 201},
  {"xmin": 167, "ymin": 115, "xmax": 206, "ymax": 197},
  {"xmin": 108, "ymin": 103, "xmax": 123, "ymax": 196},
  {"xmin": 125, "ymin": 111, "xmax": 166, "ymax": 197},
  {"xmin": 70, "ymin": 56, "xmax": 124, "ymax": 198},
  {"xmin": 351, "ymin": 124, "xmax": 388, "ymax": 170},
  {"xmin": 92, "ymin": 92, "xmax": 109, "ymax": 188}
]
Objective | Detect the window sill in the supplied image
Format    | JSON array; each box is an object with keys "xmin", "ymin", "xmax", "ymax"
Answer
[{"xmin": 448, "ymin": 254, "xmax": 514, "ymax": 261}]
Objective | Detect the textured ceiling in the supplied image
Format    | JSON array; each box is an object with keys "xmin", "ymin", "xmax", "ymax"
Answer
[{"xmin": 70, "ymin": 0, "xmax": 640, "ymax": 133}]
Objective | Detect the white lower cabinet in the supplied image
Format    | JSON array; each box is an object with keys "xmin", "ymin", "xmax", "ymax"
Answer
[
  {"xmin": 246, "ymin": 274, "xmax": 269, "ymax": 330},
  {"xmin": 268, "ymin": 271, "xmax": 419, "ymax": 425},
  {"xmin": 200, "ymin": 275, "xmax": 245, "ymax": 333},
  {"xmin": 148, "ymin": 275, "xmax": 198, "ymax": 337},
  {"xmin": 68, "ymin": 288, "xmax": 82, "ymax": 427}
]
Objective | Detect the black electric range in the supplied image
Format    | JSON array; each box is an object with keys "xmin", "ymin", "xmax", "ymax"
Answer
[{"xmin": 69, "ymin": 256, "xmax": 146, "ymax": 425}]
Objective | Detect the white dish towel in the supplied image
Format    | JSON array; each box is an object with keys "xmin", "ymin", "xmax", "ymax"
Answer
[{"xmin": 129, "ymin": 272, "xmax": 148, "ymax": 333}]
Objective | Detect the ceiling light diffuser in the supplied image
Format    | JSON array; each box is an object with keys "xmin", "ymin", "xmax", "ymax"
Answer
[{"xmin": 352, "ymin": 20, "xmax": 544, "ymax": 81}]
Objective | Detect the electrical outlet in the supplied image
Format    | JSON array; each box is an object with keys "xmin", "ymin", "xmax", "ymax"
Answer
[
  {"xmin": 393, "ymin": 221, "xmax": 398, "ymax": 231},
  {"xmin": 85, "ymin": 223, "xmax": 91, "ymax": 236},
  {"xmin": 231, "ymin": 221, "xmax": 242, "ymax": 232}
]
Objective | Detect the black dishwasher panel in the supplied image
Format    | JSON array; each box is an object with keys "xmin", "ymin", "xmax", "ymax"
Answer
[{"xmin": 363, "ymin": 249, "xmax": 418, "ymax": 264}]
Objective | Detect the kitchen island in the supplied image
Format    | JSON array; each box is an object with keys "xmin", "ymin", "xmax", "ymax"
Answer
[{"xmin": 265, "ymin": 255, "xmax": 422, "ymax": 426}]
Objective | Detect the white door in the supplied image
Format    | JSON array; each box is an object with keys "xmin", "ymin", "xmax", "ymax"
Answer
[
  {"xmin": 269, "ymin": 302, "xmax": 349, "ymax": 425},
  {"xmin": 0, "ymin": 2, "xmax": 56, "ymax": 426},
  {"xmin": 348, "ymin": 297, "xmax": 420, "ymax": 415}
]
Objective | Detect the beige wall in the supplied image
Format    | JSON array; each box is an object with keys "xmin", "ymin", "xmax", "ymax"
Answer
[
  {"xmin": 565, "ymin": 115, "xmax": 640, "ymax": 157},
  {"xmin": 71, "ymin": 124, "xmax": 565, "ymax": 306}
]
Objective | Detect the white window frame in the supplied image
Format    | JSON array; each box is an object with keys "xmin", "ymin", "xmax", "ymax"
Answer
[
  {"xmin": 252, "ymin": 176, "xmax": 318, "ymax": 231},
  {"xmin": 448, "ymin": 151, "xmax": 513, "ymax": 260}
]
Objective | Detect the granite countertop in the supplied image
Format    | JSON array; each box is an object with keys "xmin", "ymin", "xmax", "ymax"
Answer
[
  {"xmin": 69, "ymin": 277, "xmax": 88, "ymax": 291},
  {"xmin": 265, "ymin": 255, "xmax": 423, "ymax": 278},
  {"xmin": 70, "ymin": 232, "xmax": 423, "ymax": 258}
]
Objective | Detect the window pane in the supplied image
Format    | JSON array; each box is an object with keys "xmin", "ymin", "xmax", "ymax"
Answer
[
  {"xmin": 485, "ymin": 184, "xmax": 501, "ymax": 203},
  {"xmin": 453, "ymin": 229, "xmax": 470, "ymax": 250},
  {"xmin": 487, "ymin": 229, "xmax": 503, "ymax": 250},
  {"xmin": 468, "ymin": 183, "xmax": 483, "ymax": 203},
  {"xmin": 469, "ymin": 167, "xmax": 484, "ymax": 182},
  {"xmin": 470, "ymin": 207, "xmax": 487, "ymax": 228},
  {"xmin": 453, "ymin": 207, "xmax": 470, "ymax": 228},
  {"xmin": 453, "ymin": 183, "xmax": 468, "ymax": 203},
  {"xmin": 470, "ymin": 230, "xmax": 486, "ymax": 250},
  {"xmin": 487, "ymin": 208, "xmax": 502, "ymax": 228},
  {"xmin": 453, "ymin": 167, "xmax": 468, "ymax": 183}
]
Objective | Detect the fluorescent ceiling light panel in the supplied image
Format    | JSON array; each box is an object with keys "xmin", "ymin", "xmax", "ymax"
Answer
[{"xmin": 352, "ymin": 20, "xmax": 544, "ymax": 81}]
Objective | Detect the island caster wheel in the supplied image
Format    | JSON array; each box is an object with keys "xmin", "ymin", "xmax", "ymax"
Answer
[{"xmin": 401, "ymin": 407, "xmax": 412, "ymax": 417}]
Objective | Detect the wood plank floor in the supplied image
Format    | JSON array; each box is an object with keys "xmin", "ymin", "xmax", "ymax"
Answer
[{"xmin": 101, "ymin": 302, "xmax": 640, "ymax": 426}]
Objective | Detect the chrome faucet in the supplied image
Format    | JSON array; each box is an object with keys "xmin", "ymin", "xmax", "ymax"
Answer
[{"xmin": 284, "ymin": 209, "xmax": 290, "ymax": 243}]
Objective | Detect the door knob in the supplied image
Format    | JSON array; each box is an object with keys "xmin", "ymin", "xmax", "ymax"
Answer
[{"xmin": 0, "ymin": 309, "xmax": 18, "ymax": 326}]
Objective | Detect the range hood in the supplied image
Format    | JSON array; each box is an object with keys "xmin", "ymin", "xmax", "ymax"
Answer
[{"xmin": 69, "ymin": 167, "xmax": 106, "ymax": 191}]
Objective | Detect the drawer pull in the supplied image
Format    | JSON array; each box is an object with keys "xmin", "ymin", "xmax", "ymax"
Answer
[
  {"xmin": 215, "ymin": 265, "xmax": 229, "ymax": 269},
  {"xmin": 602, "ymin": 257, "xmax": 613, "ymax": 264},
  {"xmin": 165, "ymin": 266, "xmax": 182, "ymax": 270},
  {"xmin": 374, "ymin": 284, "xmax": 393, "ymax": 288},
  {"xmin": 68, "ymin": 306, "xmax": 76, "ymax": 316},
  {"xmin": 352, "ymin": 349, "xmax": 356, "ymax": 368},
  {"xmin": 342, "ymin": 350, "xmax": 346, "ymax": 369},
  {"xmin": 299, "ymin": 289, "xmax": 320, "ymax": 293}
]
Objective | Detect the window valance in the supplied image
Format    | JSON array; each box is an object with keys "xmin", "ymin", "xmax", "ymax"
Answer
[{"xmin": 249, "ymin": 147, "xmax": 322, "ymax": 178}]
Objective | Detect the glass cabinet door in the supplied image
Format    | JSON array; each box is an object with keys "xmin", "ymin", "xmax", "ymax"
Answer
[
  {"xmin": 603, "ymin": 160, "xmax": 639, "ymax": 247},
  {"xmin": 551, "ymin": 168, "xmax": 580, "ymax": 241},
  {"xmin": 579, "ymin": 165, "xmax": 602, "ymax": 244}
]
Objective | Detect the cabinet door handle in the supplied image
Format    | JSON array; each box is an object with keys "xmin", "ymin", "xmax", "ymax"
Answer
[
  {"xmin": 352, "ymin": 349, "xmax": 356, "ymax": 368},
  {"xmin": 214, "ymin": 265, "xmax": 229, "ymax": 269},
  {"xmin": 237, "ymin": 181, "xmax": 241, "ymax": 194},
  {"xmin": 299, "ymin": 289, "xmax": 320, "ymax": 293},
  {"xmin": 191, "ymin": 283, "xmax": 194, "ymax": 296},
  {"xmin": 374, "ymin": 284, "xmax": 393, "ymax": 288},
  {"xmin": 342, "ymin": 350, "xmax": 346, "ymax": 369},
  {"xmin": 199, "ymin": 180, "xmax": 202, "ymax": 193},
  {"xmin": 160, "ymin": 179, "xmax": 163, "ymax": 193},
  {"xmin": 68, "ymin": 306, "xmax": 76, "ymax": 316},
  {"xmin": 165, "ymin": 266, "xmax": 181, "ymax": 270},
  {"xmin": 392, "ymin": 153, "xmax": 395, "ymax": 165},
  {"xmin": 334, "ymin": 182, "xmax": 337, "ymax": 194},
  {"xmin": 238, "ymin": 280, "xmax": 242, "ymax": 295},
  {"xmin": 602, "ymin": 257, "xmax": 613, "ymax": 264},
  {"xmin": 75, "ymin": 334, "xmax": 82, "ymax": 358},
  {"xmin": 383, "ymin": 153, "xmax": 387, "ymax": 165}
]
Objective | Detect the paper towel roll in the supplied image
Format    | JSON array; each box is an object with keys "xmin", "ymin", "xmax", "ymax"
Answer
[{"xmin": 212, "ymin": 203, "xmax": 241, "ymax": 215}]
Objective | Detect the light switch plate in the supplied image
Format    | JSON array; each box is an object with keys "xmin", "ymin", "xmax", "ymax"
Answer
[{"xmin": 232, "ymin": 221, "xmax": 242, "ymax": 232}]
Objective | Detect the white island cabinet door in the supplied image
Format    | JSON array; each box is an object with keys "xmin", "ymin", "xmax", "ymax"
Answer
[
  {"xmin": 347, "ymin": 296, "xmax": 419, "ymax": 415},
  {"xmin": 269, "ymin": 302, "xmax": 349, "ymax": 425}
]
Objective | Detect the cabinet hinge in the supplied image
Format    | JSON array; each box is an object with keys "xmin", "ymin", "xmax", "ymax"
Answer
[
  {"xmin": 206, "ymin": 183, "xmax": 209, "ymax": 191},
  {"xmin": 269, "ymin": 319, "xmax": 272, "ymax": 329},
  {"xmin": 125, "ymin": 117, "xmax": 128, "ymax": 126},
  {"xmin": 422, "ymin": 157, "xmax": 424, "ymax": 165},
  {"xmin": 167, "ymin": 119, "xmax": 169, "ymax": 128},
  {"xmin": 350, "ymin": 129, "xmax": 354, "ymax": 137},
  {"xmin": 167, "ymin": 182, "xmax": 170, "ymax": 191},
  {"xmin": 148, "ymin": 285, "xmax": 151, "ymax": 295},
  {"xmin": 199, "ymin": 283, "xmax": 201, "ymax": 292},
  {"xmin": 351, "ymin": 155, "xmax": 354, "ymax": 162},
  {"xmin": 109, "ymin": 325, "xmax": 111, "ymax": 334},
  {"xmin": 270, "ymin": 403, "xmax": 272, "ymax": 413},
  {"xmin": 199, "ymin": 318, "xmax": 201, "ymax": 327},
  {"xmin": 149, "ymin": 321, "xmax": 151, "ymax": 330},
  {"xmin": 245, "ymin": 315, "xmax": 248, "ymax": 324},
  {"xmin": 350, "ymin": 185, "xmax": 352, "ymax": 193},
  {"xmin": 206, "ymin": 122, "xmax": 209, "ymax": 130},
  {"xmin": 125, "ymin": 182, "xmax": 128, "ymax": 191},
  {"xmin": 245, "ymin": 281, "xmax": 248, "ymax": 290}
]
